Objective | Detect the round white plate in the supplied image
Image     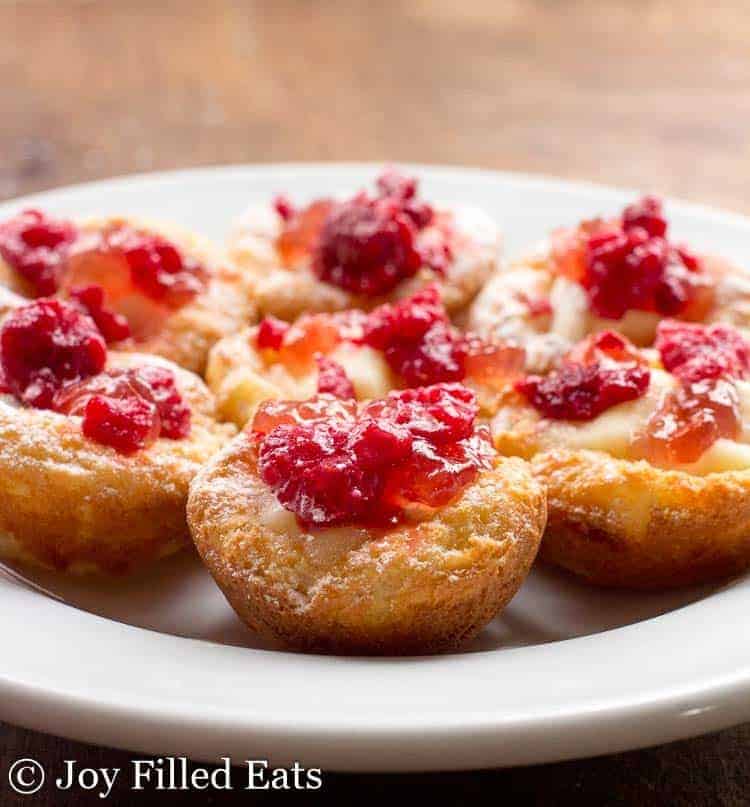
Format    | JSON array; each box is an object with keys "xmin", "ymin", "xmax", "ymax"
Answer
[{"xmin": 1, "ymin": 164, "xmax": 749, "ymax": 772}]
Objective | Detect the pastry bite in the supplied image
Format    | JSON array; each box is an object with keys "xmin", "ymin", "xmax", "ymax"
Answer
[
  {"xmin": 206, "ymin": 285, "xmax": 525, "ymax": 427},
  {"xmin": 228, "ymin": 169, "xmax": 500, "ymax": 319},
  {"xmin": 188, "ymin": 383, "xmax": 546, "ymax": 654},
  {"xmin": 0, "ymin": 298, "xmax": 234, "ymax": 575},
  {"xmin": 468, "ymin": 195, "xmax": 749, "ymax": 371},
  {"xmin": 492, "ymin": 323, "xmax": 750, "ymax": 589},
  {"xmin": 0, "ymin": 209, "xmax": 255, "ymax": 374}
]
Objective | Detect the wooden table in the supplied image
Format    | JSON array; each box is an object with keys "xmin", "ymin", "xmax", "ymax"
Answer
[{"xmin": 1, "ymin": 1, "xmax": 749, "ymax": 803}]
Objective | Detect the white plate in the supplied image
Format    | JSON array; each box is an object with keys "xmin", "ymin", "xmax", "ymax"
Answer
[{"xmin": 1, "ymin": 164, "xmax": 750, "ymax": 772}]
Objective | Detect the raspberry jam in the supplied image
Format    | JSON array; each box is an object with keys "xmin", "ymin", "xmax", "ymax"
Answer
[
  {"xmin": 632, "ymin": 320, "xmax": 750, "ymax": 465},
  {"xmin": 252, "ymin": 384, "xmax": 494, "ymax": 528},
  {"xmin": 275, "ymin": 170, "xmax": 452, "ymax": 296},
  {"xmin": 55, "ymin": 365, "xmax": 191, "ymax": 453},
  {"xmin": 0, "ymin": 209, "xmax": 77, "ymax": 296},
  {"xmin": 633, "ymin": 377, "xmax": 741, "ymax": 466},
  {"xmin": 276, "ymin": 199, "xmax": 335, "ymax": 267},
  {"xmin": 315, "ymin": 356, "xmax": 355, "ymax": 400},
  {"xmin": 70, "ymin": 284, "xmax": 131, "ymax": 343},
  {"xmin": 256, "ymin": 315, "xmax": 290, "ymax": 350},
  {"xmin": 0, "ymin": 299, "xmax": 106, "ymax": 408},
  {"xmin": 0, "ymin": 299, "xmax": 190, "ymax": 453},
  {"xmin": 655, "ymin": 320, "xmax": 750, "ymax": 383},
  {"xmin": 363, "ymin": 286, "xmax": 524, "ymax": 388},
  {"xmin": 516, "ymin": 331, "xmax": 650, "ymax": 420},
  {"xmin": 550, "ymin": 197, "xmax": 714, "ymax": 320},
  {"xmin": 63, "ymin": 225, "xmax": 207, "ymax": 341}
]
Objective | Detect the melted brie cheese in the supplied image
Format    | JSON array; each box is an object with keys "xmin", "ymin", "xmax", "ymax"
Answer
[{"xmin": 328, "ymin": 343, "xmax": 396, "ymax": 400}]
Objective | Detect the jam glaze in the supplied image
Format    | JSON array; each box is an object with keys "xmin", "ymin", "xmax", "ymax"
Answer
[
  {"xmin": 0, "ymin": 299, "xmax": 191, "ymax": 454},
  {"xmin": 505, "ymin": 322, "xmax": 750, "ymax": 474},
  {"xmin": 249, "ymin": 384, "xmax": 496, "ymax": 530}
]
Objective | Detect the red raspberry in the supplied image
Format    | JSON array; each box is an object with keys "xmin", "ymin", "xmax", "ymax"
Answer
[
  {"xmin": 0, "ymin": 299, "xmax": 106, "ymax": 409},
  {"xmin": 316, "ymin": 356, "xmax": 355, "ymax": 400},
  {"xmin": 69, "ymin": 284, "xmax": 131, "ymax": 343},
  {"xmin": 256, "ymin": 316, "xmax": 290, "ymax": 350},
  {"xmin": 81, "ymin": 393, "xmax": 160, "ymax": 455},
  {"xmin": 655, "ymin": 320, "xmax": 750, "ymax": 383},
  {"xmin": 55, "ymin": 365, "xmax": 190, "ymax": 450},
  {"xmin": 311, "ymin": 171, "xmax": 445, "ymax": 296},
  {"xmin": 517, "ymin": 332, "xmax": 650, "ymax": 420},
  {"xmin": 0, "ymin": 209, "xmax": 77, "ymax": 296},
  {"xmin": 622, "ymin": 195, "xmax": 667, "ymax": 237},
  {"xmin": 363, "ymin": 286, "xmax": 465, "ymax": 385},
  {"xmin": 312, "ymin": 193, "xmax": 424, "ymax": 296},
  {"xmin": 115, "ymin": 229, "xmax": 206, "ymax": 308},
  {"xmin": 634, "ymin": 377, "xmax": 740, "ymax": 465},
  {"xmin": 135, "ymin": 365, "xmax": 191, "ymax": 439},
  {"xmin": 255, "ymin": 383, "xmax": 491, "ymax": 528}
]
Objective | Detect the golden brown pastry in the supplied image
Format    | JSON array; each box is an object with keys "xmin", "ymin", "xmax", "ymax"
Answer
[{"xmin": 188, "ymin": 384, "xmax": 546, "ymax": 654}]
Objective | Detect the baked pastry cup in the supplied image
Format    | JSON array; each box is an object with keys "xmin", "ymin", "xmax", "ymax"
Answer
[
  {"xmin": 467, "ymin": 195, "xmax": 750, "ymax": 372},
  {"xmin": 206, "ymin": 286, "xmax": 525, "ymax": 428},
  {"xmin": 188, "ymin": 384, "xmax": 546, "ymax": 654},
  {"xmin": 228, "ymin": 169, "xmax": 500, "ymax": 320},
  {"xmin": 0, "ymin": 299, "xmax": 234, "ymax": 574},
  {"xmin": 492, "ymin": 324, "xmax": 750, "ymax": 589},
  {"xmin": 0, "ymin": 210, "xmax": 255, "ymax": 375}
]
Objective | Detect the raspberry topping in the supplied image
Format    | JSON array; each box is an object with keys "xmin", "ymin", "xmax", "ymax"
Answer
[
  {"xmin": 316, "ymin": 356, "xmax": 355, "ymax": 400},
  {"xmin": 0, "ymin": 299, "xmax": 190, "ymax": 453},
  {"xmin": 551, "ymin": 197, "xmax": 713, "ymax": 320},
  {"xmin": 312, "ymin": 192, "xmax": 425, "ymax": 296},
  {"xmin": 0, "ymin": 209, "xmax": 77, "ymax": 296},
  {"xmin": 363, "ymin": 286, "xmax": 524, "ymax": 389},
  {"xmin": 655, "ymin": 320, "xmax": 750, "ymax": 383},
  {"xmin": 633, "ymin": 377, "xmax": 741, "ymax": 466},
  {"xmin": 134, "ymin": 364, "xmax": 191, "ymax": 439},
  {"xmin": 256, "ymin": 315, "xmax": 290, "ymax": 350},
  {"xmin": 62, "ymin": 225, "xmax": 207, "ymax": 341},
  {"xmin": 253, "ymin": 384, "xmax": 493, "ymax": 528},
  {"xmin": 70, "ymin": 284, "xmax": 131, "ymax": 343},
  {"xmin": 0, "ymin": 299, "xmax": 106, "ymax": 408},
  {"xmin": 275, "ymin": 171, "xmax": 450, "ymax": 296},
  {"xmin": 516, "ymin": 331, "xmax": 650, "ymax": 420},
  {"xmin": 276, "ymin": 199, "xmax": 336, "ymax": 267},
  {"xmin": 622, "ymin": 195, "xmax": 667, "ymax": 237},
  {"xmin": 55, "ymin": 365, "xmax": 190, "ymax": 452},
  {"xmin": 630, "ymin": 320, "xmax": 750, "ymax": 465}
]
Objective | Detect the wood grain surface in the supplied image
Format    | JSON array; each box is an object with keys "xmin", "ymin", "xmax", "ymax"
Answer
[{"xmin": 1, "ymin": 1, "xmax": 750, "ymax": 804}]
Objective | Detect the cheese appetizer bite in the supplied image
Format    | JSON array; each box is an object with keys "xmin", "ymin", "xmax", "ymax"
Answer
[
  {"xmin": 0, "ymin": 210, "xmax": 254, "ymax": 375},
  {"xmin": 468, "ymin": 195, "xmax": 749, "ymax": 371},
  {"xmin": 492, "ymin": 322, "xmax": 750, "ymax": 588},
  {"xmin": 228, "ymin": 169, "xmax": 500, "ymax": 319},
  {"xmin": 188, "ymin": 383, "xmax": 546, "ymax": 654},
  {"xmin": 0, "ymin": 298, "xmax": 234, "ymax": 574},
  {"xmin": 206, "ymin": 285, "xmax": 525, "ymax": 427}
]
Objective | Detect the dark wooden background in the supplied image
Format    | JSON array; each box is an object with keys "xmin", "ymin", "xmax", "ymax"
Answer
[{"xmin": 1, "ymin": 1, "xmax": 750, "ymax": 804}]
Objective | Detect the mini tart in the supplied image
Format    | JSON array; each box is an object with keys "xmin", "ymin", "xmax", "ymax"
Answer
[
  {"xmin": 228, "ymin": 197, "xmax": 500, "ymax": 320},
  {"xmin": 0, "ymin": 214, "xmax": 256, "ymax": 375},
  {"xmin": 188, "ymin": 438, "xmax": 545, "ymax": 655},
  {"xmin": 467, "ymin": 198, "xmax": 750, "ymax": 373},
  {"xmin": 206, "ymin": 289, "xmax": 525, "ymax": 429},
  {"xmin": 492, "ymin": 362, "xmax": 750, "ymax": 589},
  {"xmin": 0, "ymin": 352, "xmax": 234, "ymax": 575}
]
